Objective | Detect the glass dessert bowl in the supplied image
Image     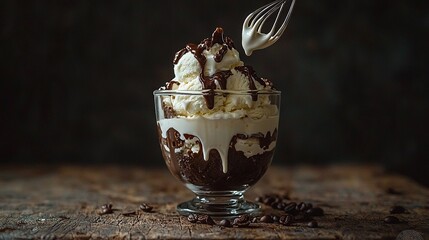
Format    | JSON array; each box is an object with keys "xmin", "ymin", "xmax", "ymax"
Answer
[{"xmin": 154, "ymin": 89, "xmax": 280, "ymax": 217}]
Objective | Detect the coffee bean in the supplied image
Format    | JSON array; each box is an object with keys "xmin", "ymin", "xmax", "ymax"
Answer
[
  {"xmin": 236, "ymin": 214, "xmax": 250, "ymax": 222},
  {"xmin": 197, "ymin": 215, "xmax": 215, "ymax": 225},
  {"xmin": 251, "ymin": 217, "xmax": 258, "ymax": 223},
  {"xmin": 139, "ymin": 203, "xmax": 153, "ymax": 212},
  {"xmin": 260, "ymin": 215, "xmax": 273, "ymax": 223},
  {"xmin": 100, "ymin": 208, "xmax": 112, "ymax": 215},
  {"xmin": 233, "ymin": 215, "xmax": 251, "ymax": 227},
  {"xmin": 298, "ymin": 202, "xmax": 312, "ymax": 212},
  {"xmin": 99, "ymin": 203, "xmax": 113, "ymax": 215},
  {"xmin": 284, "ymin": 202, "xmax": 297, "ymax": 214},
  {"xmin": 219, "ymin": 219, "xmax": 231, "ymax": 227},
  {"xmin": 234, "ymin": 221, "xmax": 250, "ymax": 227},
  {"xmin": 187, "ymin": 214, "xmax": 198, "ymax": 223},
  {"xmin": 276, "ymin": 202, "xmax": 286, "ymax": 210},
  {"xmin": 270, "ymin": 201, "xmax": 280, "ymax": 209},
  {"xmin": 306, "ymin": 207, "xmax": 324, "ymax": 216},
  {"xmin": 197, "ymin": 215, "xmax": 206, "ymax": 221},
  {"xmin": 296, "ymin": 202, "xmax": 304, "ymax": 211},
  {"xmin": 263, "ymin": 197, "xmax": 275, "ymax": 205},
  {"xmin": 279, "ymin": 214, "xmax": 294, "ymax": 226},
  {"xmin": 272, "ymin": 215, "xmax": 279, "ymax": 223},
  {"xmin": 384, "ymin": 216, "xmax": 400, "ymax": 224},
  {"xmin": 390, "ymin": 206, "xmax": 406, "ymax": 214},
  {"xmin": 187, "ymin": 214, "xmax": 215, "ymax": 224},
  {"xmin": 307, "ymin": 220, "xmax": 318, "ymax": 228}
]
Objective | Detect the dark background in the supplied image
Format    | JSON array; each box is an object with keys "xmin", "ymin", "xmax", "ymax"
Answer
[{"xmin": 1, "ymin": 1, "xmax": 428, "ymax": 185}]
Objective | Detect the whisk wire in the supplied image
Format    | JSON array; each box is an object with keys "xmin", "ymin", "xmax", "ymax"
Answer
[{"xmin": 242, "ymin": 0, "xmax": 295, "ymax": 55}]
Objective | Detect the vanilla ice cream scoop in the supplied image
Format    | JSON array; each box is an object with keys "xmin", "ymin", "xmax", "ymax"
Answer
[
  {"xmin": 162, "ymin": 27, "xmax": 276, "ymax": 119},
  {"xmin": 173, "ymin": 39, "xmax": 242, "ymax": 81}
]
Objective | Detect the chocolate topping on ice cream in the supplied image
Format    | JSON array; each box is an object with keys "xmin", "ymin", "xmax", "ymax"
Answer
[{"xmin": 171, "ymin": 27, "xmax": 273, "ymax": 109}]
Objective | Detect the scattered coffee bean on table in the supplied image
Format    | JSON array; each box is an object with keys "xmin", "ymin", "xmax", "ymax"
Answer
[
  {"xmin": 384, "ymin": 216, "xmax": 400, "ymax": 224},
  {"xmin": 251, "ymin": 217, "xmax": 259, "ymax": 223},
  {"xmin": 279, "ymin": 214, "xmax": 294, "ymax": 226},
  {"xmin": 272, "ymin": 215, "xmax": 279, "ymax": 223},
  {"xmin": 284, "ymin": 202, "xmax": 297, "ymax": 214},
  {"xmin": 307, "ymin": 220, "xmax": 318, "ymax": 228},
  {"xmin": 187, "ymin": 214, "xmax": 214, "ymax": 225},
  {"xmin": 99, "ymin": 203, "xmax": 113, "ymax": 215},
  {"xmin": 296, "ymin": 202, "xmax": 305, "ymax": 211},
  {"xmin": 187, "ymin": 214, "xmax": 198, "ymax": 223},
  {"xmin": 139, "ymin": 203, "xmax": 153, "ymax": 212},
  {"xmin": 390, "ymin": 205, "xmax": 406, "ymax": 214},
  {"xmin": 255, "ymin": 193, "xmax": 325, "ymax": 220},
  {"xmin": 271, "ymin": 202, "xmax": 286, "ymax": 209},
  {"xmin": 306, "ymin": 207, "xmax": 324, "ymax": 216},
  {"xmin": 263, "ymin": 197, "xmax": 275, "ymax": 205},
  {"xmin": 219, "ymin": 219, "xmax": 232, "ymax": 227},
  {"xmin": 233, "ymin": 215, "xmax": 251, "ymax": 227},
  {"xmin": 297, "ymin": 202, "xmax": 312, "ymax": 211},
  {"xmin": 199, "ymin": 215, "xmax": 215, "ymax": 225},
  {"xmin": 260, "ymin": 215, "xmax": 273, "ymax": 223}
]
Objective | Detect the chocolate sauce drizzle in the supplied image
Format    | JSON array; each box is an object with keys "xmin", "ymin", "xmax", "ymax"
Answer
[
  {"xmin": 171, "ymin": 27, "xmax": 273, "ymax": 109},
  {"xmin": 259, "ymin": 128, "xmax": 278, "ymax": 150},
  {"xmin": 235, "ymin": 66, "xmax": 257, "ymax": 101},
  {"xmin": 166, "ymin": 80, "xmax": 179, "ymax": 90},
  {"xmin": 233, "ymin": 129, "xmax": 278, "ymax": 154}
]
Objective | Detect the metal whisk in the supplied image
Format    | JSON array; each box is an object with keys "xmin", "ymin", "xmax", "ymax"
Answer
[{"xmin": 242, "ymin": 0, "xmax": 296, "ymax": 56}]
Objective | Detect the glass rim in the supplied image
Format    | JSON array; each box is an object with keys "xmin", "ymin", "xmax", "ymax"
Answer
[{"xmin": 153, "ymin": 89, "xmax": 281, "ymax": 96}]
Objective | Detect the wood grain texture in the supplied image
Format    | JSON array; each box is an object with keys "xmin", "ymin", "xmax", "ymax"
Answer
[{"xmin": 0, "ymin": 165, "xmax": 428, "ymax": 239}]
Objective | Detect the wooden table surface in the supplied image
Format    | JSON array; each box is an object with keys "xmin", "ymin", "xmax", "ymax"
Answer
[{"xmin": 1, "ymin": 165, "xmax": 428, "ymax": 239}]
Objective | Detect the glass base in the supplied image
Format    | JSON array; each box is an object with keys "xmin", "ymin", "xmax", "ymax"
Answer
[{"xmin": 176, "ymin": 190, "xmax": 261, "ymax": 218}]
